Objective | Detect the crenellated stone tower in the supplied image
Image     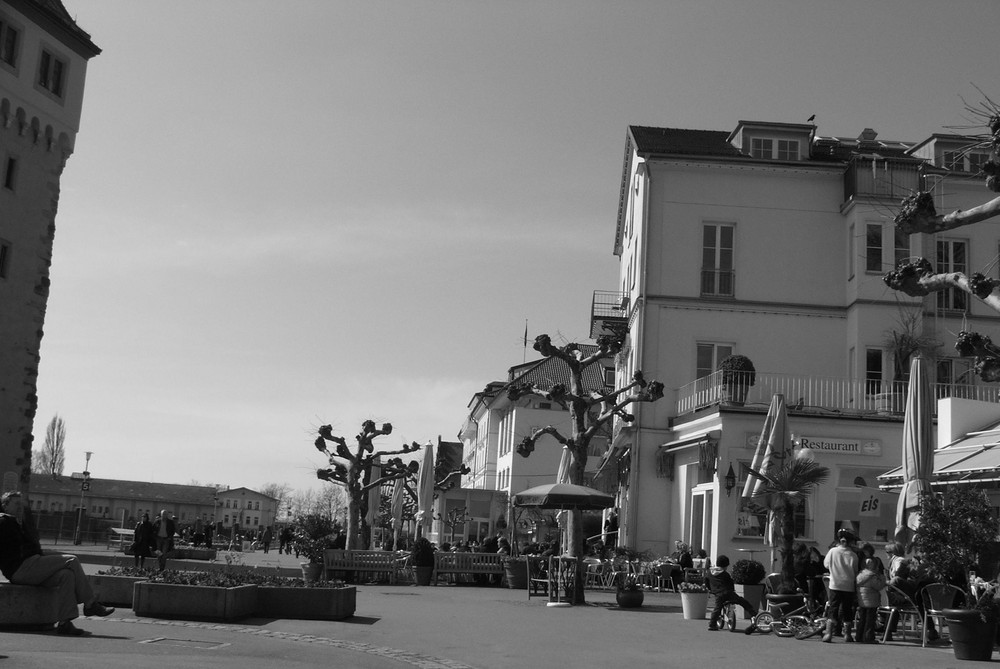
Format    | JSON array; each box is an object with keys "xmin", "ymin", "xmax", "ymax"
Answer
[{"xmin": 0, "ymin": 0, "xmax": 99, "ymax": 495}]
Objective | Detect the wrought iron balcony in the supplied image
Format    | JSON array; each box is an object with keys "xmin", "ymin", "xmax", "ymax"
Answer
[
  {"xmin": 675, "ymin": 370, "xmax": 996, "ymax": 417},
  {"xmin": 591, "ymin": 290, "xmax": 629, "ymax": 338}
]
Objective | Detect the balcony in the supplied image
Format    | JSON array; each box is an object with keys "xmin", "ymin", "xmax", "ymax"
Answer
[
  {"xmin": 675, "ymin": 370, "xmax": 996, "ymax": 417},
  {"xmin": 843, "ymin": 157, "xmax": 920, "ymax": 203},
  {"xmin": 591, "ymin": 290, "xmax": 629, "ymax": 338}
]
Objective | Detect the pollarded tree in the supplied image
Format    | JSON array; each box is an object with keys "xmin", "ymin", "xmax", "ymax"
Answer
[
  {"xmin": 508, "ymin": 333, "xmax": 664, "ymax": 603},
  {"xmin": 884, "ymin": 100, "xmax": 1000, "ymax": 378},
  {"xmin": 313, "ymin": 420, "xmax": 420, "ymax": 550}
]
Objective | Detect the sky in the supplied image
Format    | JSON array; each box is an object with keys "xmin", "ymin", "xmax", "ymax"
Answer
[{"xmin": 32, "ymin": 0, "xmax": 1000, "ymax": 492}]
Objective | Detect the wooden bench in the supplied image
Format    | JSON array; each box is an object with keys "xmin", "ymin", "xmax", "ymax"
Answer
[
  {"xmin": 0, "ymin": 582, "xmax": 61, "ymax": 628},
  {"xmin": 433, "ymin": 552, "xmax": 504, "ymax": 585},
  {"xmin": 323, "ymin": 549, "xmax": 399, "ymax": 584}
]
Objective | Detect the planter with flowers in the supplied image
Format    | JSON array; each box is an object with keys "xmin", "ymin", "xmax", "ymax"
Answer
[
  {"xmin": 616, "ymin": 572, "xmax": 644, "ymax": 608},
  {"xmin": 731, "ymin": 559, "xmax": 766, "ymax": 620},
  {"xmin": 294, "ymin": 533, "xmax": 334, "ymax": 583},
  {"xmin": 132, "ymin": 568, "xmax": 356, "ymax": 621},
  {"xmin": 678, "ymin": 581, "xmax": 710, "ymax": 620},
  {"xmin": 90, "ymin": 566, "xmax": 155, "ymax": 607}
]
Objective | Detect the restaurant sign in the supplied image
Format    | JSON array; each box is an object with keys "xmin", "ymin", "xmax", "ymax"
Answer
[{"xmin": 798, "ymin": 436, "xmax": 882, "ymax": 457}]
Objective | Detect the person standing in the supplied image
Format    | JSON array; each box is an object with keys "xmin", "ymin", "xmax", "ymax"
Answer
[
  {"xmin": 855, "ymin": 557, "xmax": 887, "ymax": 643},
  {"xmin": 823, "ymin": 529, "xmax": 860, "ymax": 643},
  {"xmin": 132, "ymin": 512, "xmax": 155, "ymax": 569},
  {"xmin": 152, "ymin": 509, "xmax": 176, "ymax": 572},
  {"xmin": 261, "ymin": 527, "xmax": 273, "ymax": 554},
  {"xmin": 0, "ymin": 492, "xmax": 114, "ymax": 636}
]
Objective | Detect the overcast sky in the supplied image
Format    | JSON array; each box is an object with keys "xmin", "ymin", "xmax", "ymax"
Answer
[{"xmin": 34, "ymin": 0, "xmax": 999, "ymax": 492}]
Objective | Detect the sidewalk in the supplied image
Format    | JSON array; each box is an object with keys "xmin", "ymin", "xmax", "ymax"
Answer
[{"xmin": 1, "ymin": 545, "xmax": 966, "ymax": 669}]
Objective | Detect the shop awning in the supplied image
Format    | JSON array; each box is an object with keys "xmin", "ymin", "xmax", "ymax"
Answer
[{"xmin": 878, "ymin": 426, "xmax": 1000, "ymax": 490}]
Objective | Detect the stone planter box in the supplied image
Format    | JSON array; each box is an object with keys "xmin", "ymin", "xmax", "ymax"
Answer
[
  {"xmin": 257, "ymin": 586, "xmax": 356, "ymax": 620},
  {"xmin": 133, "ymin": 582, "xmax": 257, "ymax": 622},
  {"xmin": 88, "ymin": 575, "xmax": 148, "ymax": 607},
  {"xmin": 735, "ymin": 584, "xmax": 764, "ymax": 620}
]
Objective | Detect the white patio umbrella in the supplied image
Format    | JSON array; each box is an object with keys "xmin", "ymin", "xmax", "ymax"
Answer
[
  {"xmin": 894, "ymin": 355, "xmax": 934, "ymax": 548},
  {"xmin": 555, "ymin": 446, "xmax": 572, "ymax": 548},
  {"xmin": 415, "ymin": 443, "xmax": 435, "ymax": 536}
]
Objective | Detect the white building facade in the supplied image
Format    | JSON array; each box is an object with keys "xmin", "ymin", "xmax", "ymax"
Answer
[{"xmin": 596, "ymin": 119, "xmax": 1000, "ymax": 565}]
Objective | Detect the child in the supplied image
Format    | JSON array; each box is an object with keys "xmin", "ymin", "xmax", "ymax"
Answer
[
  {"xmin": 855, "ymin": 557, "xmax": 886, "ymax": 643},
  {"xmin": 704, "ymin": 554, "xmax": 759, "ymax": 633}
]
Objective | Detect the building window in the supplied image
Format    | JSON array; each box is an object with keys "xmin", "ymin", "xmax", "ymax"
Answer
[
  {"xmin": 604, "ymin": 366, "xmax": 615, "ymax": 389},
  {"xmin": 937, "ymin": 358, "xmax": 974, "ymax": 398},
  {"xmin": 255, "ymin": 501, "xmax": 260, "ymax": 510},
  {"xmin": 750, "ymin": 138, "xmax": 773, "ymax": 159},
  {"xmin": 701, "ymin": 223, "xmax": 734, "ymax": 297},
  {"xmin": 777, "ymin": 140, "xmax": 798, "ymax": 161},
  {"xmin": 224, "ymin": 514, "xmax": 229, "ymax": 525},
  {"xmin": 865, "ymin": 223, "xmax": 883, "ymax": 272},
  {"xmin": 944, "ymin": 150, "xmax": 990, "ymax": 173},
  {"xmin": 4, "ymin": 156, "xmax": 17, "ymax": 191},
  {"xmin": 37, "ymin": 49, "xmax": 66, "ymax": 97},
  {"xmin": 696, "ymin": 342, "xmax": 733, "ymax": 379},
  {"xmin": 865, "ymin": 348, "xmax": 883, "ymax": 394},
  {"xmin": 0, "ymin": 240, "xmax": 9, "ymax": 279},
  {"xmin": 0, "ymin": 19, "xmax": 19, "ymax": 68},
  {"xmin": 936, "ymin": 239, "xmax": 968, "ymax": 313},
  {"xmin": 893, "ymin": 226, "xmax": 909, "ymax": 268},
  {"xmin": 225, "ymin": 499, "xmax": 231, "ymax": 508}
]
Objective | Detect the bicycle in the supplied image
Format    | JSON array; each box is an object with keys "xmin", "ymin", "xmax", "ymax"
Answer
[
  {"xmin": 719, "ymin": 601, "xmax": 739, "ymax": 632},
  {"xmin": 752, "ymin": 592, "xmax": 828, "ymax": 639}
]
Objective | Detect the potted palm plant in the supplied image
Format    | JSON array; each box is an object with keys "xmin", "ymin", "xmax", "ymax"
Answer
[
  {"xmin": 912, "ymin": 486, "xmax": 1000, "ymax": 661},
  {"xmin": 877, "ymin": 304, "xmax": 942, "ymax": 413},
  {"xmin": 719, "ymin": 354, "xmax": 756, "ymax": 406},
  {"xmin": 411, "ymin": 537, "xmax": 436, "ymax": 586},
  {"xmin": 747, "ymin": 458, "xmax": 829, "ymax": 605},
  {"xmin": 731, "ymin": 559, "xmax": 766, "ymax": 619}
]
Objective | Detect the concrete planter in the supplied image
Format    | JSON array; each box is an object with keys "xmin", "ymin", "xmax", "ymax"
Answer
[
  {"xmin": 257, "ymin": 586, "xmax": 356, "ymax": 620},
  {"xmin": 680, "ymin": 591, "xmax": 709, "ymax": 619},
  {"xmin": 735, "ymin": 584, "xmax": 764, "ymax": 619},
  {"xmin": 133, "ymin": 582, "xmax": 257, "ymax": 622},
  {"xmin": 88, "ymin": 575, "xmax": 148, "ymax": 607}
]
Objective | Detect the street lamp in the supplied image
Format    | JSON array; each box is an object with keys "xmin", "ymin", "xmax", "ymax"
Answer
[{"xmin": 73, "ymin": 451, "xmax": 93, "ymax": 545}]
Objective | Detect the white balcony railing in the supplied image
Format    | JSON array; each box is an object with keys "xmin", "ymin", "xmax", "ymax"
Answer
[{"xmin": 675, "ymin": 370, "xmax": 997, "ymax": 417}]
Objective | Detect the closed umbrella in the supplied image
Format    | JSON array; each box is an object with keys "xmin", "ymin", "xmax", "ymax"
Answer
[
  {"xmin": 555, "ymin": 447, "xmax": 572, "ymax": 543},
  {"xmin": 390, "ymin": 476, "xmax": 405, "ymax": 549},
  {"xmin": 415, "ymin": 443, "xmax": 435, "ymax": 535},
  {"xmin": 742, "ymin": 394, "xmax": 789, "ymax": 500},
  {"xmin": 894, "ymin": 356, "xmax": 934, "ymax": 547}
]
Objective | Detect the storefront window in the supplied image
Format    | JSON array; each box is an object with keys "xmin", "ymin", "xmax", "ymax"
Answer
[{"xmin": 734, "ymin": 461, "xmax": 812, "ymax": 539}]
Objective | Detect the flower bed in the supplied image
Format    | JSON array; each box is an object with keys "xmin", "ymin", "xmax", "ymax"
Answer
[{"xmin": 89, "ymin": 567, "xmax": 155, "ymax": 607}]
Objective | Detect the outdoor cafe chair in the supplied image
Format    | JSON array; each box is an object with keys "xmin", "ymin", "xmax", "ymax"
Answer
[
  {"xmin": 526, "ymin": 556, "xmax": 549, "ymax": 600},
  {"xmin": 878, "ymin": 584, "xmax": 923, "ymax": 644},
  {"xmin": 920, "ymin": 583, "xmax": 965, "ymax": 647}
]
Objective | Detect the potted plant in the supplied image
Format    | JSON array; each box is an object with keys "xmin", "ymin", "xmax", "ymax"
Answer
[
  {"xmin": 615, "ymin": 571, "xmax": 644, "ymax": 608},
  {"xmin": 912, "ymin": 486, "xmax": 1000, "ymax": 661},
  {"xmin": 90, "ymin": 565, "xmax": 154, "ymax": 607},
  {"xmin": 502, "ymin": 555, "xmax": 528, "ymax": 590},
  {"xmin": 731, "ymin": 559, "xmax": 766, "ymax": 619},
  {"xmin": 877, "ymin": 303, "xmax": 942, "ymax": 413},
  {"xmin": 719, "ymin": 354, "xmax": 756, "ymax": 406},
  {"xmin": 411, "ymin": 536, "xmax": 436, "ymax": 586},
  {"xmin": 294, "ymin": 532, "xmax": 332, "ymax": 583},
  {"xmin": 678, "ymin": 580, "xmax": 710, "ymax": 619}
]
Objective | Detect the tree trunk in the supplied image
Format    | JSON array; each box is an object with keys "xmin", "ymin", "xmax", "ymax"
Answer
[{"xmin": 346, "ymin": 495, "xmax": 361, "ymax": 551}]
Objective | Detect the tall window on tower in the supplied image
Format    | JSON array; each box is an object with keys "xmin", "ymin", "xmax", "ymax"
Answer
[
  {"xmin": 0, "ymin": 18, "xmax": 19, "ymax": 68},
  {"xmin": 37, "ymin": 48, "xmax": 66, "ymax": 98},
  {"xmin": 701, "ymin": 222, "xmax": 734, "ymax": 297},
  {"xmin": 936, "ymin": 239, "xmax": 967, "ymax": 313}
]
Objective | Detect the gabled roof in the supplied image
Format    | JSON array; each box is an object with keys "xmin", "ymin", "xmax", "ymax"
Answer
[
  {"xmin": 629, "ymin": 126, "xmax": 744, "ymax": 158},
  {"xmin": 509, "ymin": 344, "xmax": 609, "ymax": 393},
  {"xmin": 30, "ymin": 476, "xmax": 219, "ymax": 504}
]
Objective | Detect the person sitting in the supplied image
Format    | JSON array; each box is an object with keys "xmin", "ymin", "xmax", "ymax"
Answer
[
  {"xmin": 704, "ymin": 555, "xmax": 759, "ymax": 633},
  {"xmin": 0, "ymin": 492, "xmax": 114, "ymax": 636}
]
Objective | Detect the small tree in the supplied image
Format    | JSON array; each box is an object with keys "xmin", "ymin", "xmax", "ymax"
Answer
[
  {"xmin": 747, "ymin": 458, "xmax": 830, "ymax": 593},
  {"xmin": 882, "ymin": 302, "xmax": 942, "ymax": 390},
  {"xmin": 507, "ymin": 333, "xmax": 664, "ymax": 603},
  {"xmin": 912, "ymin": 486, "xmax": 997, "ymax": 587},
  {"xmin": 31, "ymin": 414, "xmax": 66, "ymax": 477},
  {"xmin": 313, "ymin": 420, "xmax": 420, "ymax": 550}
]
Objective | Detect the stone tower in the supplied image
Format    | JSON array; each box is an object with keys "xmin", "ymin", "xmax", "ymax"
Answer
[{"xmin": 0, "ymin": 0, "xmax": 99, "ymax": 495}]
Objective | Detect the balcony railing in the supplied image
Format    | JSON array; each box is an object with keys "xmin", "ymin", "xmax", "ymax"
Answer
[
  {"xmin": 700, "ymin": 269, "xmax": 734, "ymax": 297},
  {"xmin": 676, "ymin": 370, "xmax": 997, "ymax": 417},
  {"xmin": 591, "ymin": 290, "xmax": 628, "ymax": 338}
]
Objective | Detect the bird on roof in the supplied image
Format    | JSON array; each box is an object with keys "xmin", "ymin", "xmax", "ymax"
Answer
[{"xmin": 807, "ymin": 114, "xmax": 816, "ymax": 123}]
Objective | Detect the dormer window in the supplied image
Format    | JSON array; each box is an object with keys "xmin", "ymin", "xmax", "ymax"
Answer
[{"xmin": 750, "ymin": 137, "xmax": 799, "ymax": 160}]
